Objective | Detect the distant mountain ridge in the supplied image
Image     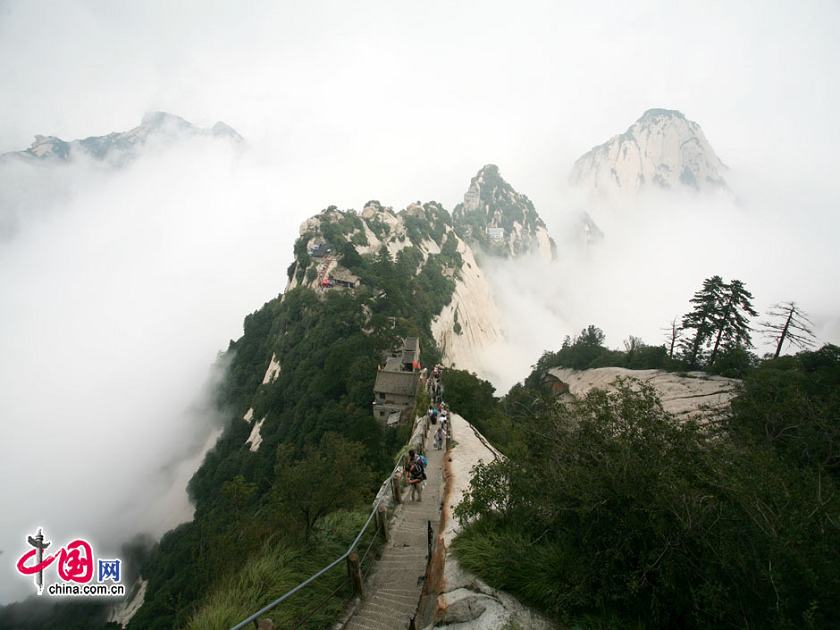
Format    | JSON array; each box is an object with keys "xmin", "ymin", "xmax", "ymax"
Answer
[
  {"xmin": 570, "ymin": 108, "xmax": 728, "ymax": 199},
  {"xmin": 1, "ymin": 111, "xmax": 242, "ymax": 165},
  {"xmin": 453, "ymin": 164, "xmax": 556, "ymax": 260}
]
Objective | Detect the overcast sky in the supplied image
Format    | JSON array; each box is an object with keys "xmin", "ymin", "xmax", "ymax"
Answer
[
  {"xmin": 1, "ymin": 0, "xmax": 839, "ymax": 604},
  {"xmin": 2, "ymin": 0, "xmax": 839, "ymax": 205}
]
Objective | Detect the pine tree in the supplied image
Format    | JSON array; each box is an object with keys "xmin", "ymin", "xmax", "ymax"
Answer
[
  {"xmin": 680, "ymin": 275, "xmax": 725, "ymax": 367},
  {"xmin": 707, "ymin": 279, "xmax": 758, "ymax": 366},
  {"xmin": 759, "ymin": 301, "xmax": 816, "ymax": 358}
]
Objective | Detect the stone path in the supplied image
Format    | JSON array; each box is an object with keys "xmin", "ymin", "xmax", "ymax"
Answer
[{"xmin": 345, "ymin": 429, "xmax": 444, "ymax": 630}]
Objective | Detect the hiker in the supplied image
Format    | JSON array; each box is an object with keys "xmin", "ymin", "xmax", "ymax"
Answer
[
  {"xmin": 407, "ymin": 456, "xmax": 425, "ymax": 501},
  {"xmin": 434, "ymin": 425, "xmax": 445, "ymax": 450}
]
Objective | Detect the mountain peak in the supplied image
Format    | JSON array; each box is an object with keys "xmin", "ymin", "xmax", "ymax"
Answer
[
  {"xmin": 638, "ymin": 108, "xmax": 686, "ymax": 123},
  {"xmin": 211, "ymin": 121, "xmax": 244, "ymax": 142},
  {"xmin": 140, "ymin": 111, "xmax": 191, "ymax": 128},
  {"xmin": 570, "ymin": 108, "xmax": 727, "ymax": 199},
  {"xmin": 453, "ymin": 165, "xmax": 555, "ymax": 260}
]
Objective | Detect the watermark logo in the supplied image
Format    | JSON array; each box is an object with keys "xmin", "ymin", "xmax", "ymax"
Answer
[{"xmin": 14, "ymin": 528, "xmax": 125, "ymax": 597}]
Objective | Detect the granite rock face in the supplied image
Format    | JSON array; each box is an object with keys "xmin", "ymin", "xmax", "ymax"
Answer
[
  {"xmin": 570, "ymin": 108, "xmax": 728, "ymax": 200},
  {"xmin": 549, "ymin": 366, "xmax": 741, "ymax": 420}
]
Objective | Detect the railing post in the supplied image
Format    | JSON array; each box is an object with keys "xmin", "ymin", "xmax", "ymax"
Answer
[
  {"xmin": 427, "ymin": 520, "xmax": 433, "ymax": 564},
  {"xmin": 376, "ymin": 504, "xmax": 389, "ymax": 542},
  {"xmin": 346, "ymin": 551, "xmax": 363, "ymax": 597},
  {"xmin": 391, "ymin": 473, "xmax": 402, "ymax": 504}
]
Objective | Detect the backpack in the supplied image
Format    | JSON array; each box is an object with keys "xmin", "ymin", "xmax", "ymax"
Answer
[
  {"xmin": 411, "ymin": 460, "xmax": 427, "ymax": 481},
  {"xmin": 419, "ymin": 454, "xmax": 428, "ymax": 467}
]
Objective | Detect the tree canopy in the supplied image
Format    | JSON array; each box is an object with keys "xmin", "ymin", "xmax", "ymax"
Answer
[{"xmin": 455, "ymin": 356, "xmax": 840, "ymax": 627}]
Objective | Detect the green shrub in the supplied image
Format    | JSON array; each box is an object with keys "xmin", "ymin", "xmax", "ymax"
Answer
[{"xmin": 455, "ymin": 379, "xmax": 840, "ymax": 628}]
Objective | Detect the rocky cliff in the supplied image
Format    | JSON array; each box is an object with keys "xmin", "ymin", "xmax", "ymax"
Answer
[
  {"xmin": 285, "ymin": 200, "xmax": 504, "ymax": 375},
  {"xmin": 570, "ymin": 108, "xmax": 728, "ymax": 200}
]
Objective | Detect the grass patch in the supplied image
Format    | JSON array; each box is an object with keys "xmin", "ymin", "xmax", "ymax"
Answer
[
  {"xmin": 453, "ymin": 517, "xmax": 566, "ymax": 617},
  {"xmin": 187, "ymin": 510, "xmax": 381, "ymax": 630}
]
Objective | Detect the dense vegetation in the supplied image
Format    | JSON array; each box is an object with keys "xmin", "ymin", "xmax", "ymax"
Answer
[
  {"xmin": 452, "ymin": 345, "xmax": 840, "ymax": 628},
  {"xmin": 0, "ymin": 601, "xmax": 120, "ymax": 630},
  {"xmin": 529, "ymin": 324, "xmax": 672, "ymax": 377},
  {"xmin": 440, "ymin": 368, "xmax": 524, "ymax": 455}
]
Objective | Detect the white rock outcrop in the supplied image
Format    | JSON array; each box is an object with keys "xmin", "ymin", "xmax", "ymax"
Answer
[
  {"xmin": 261, "ymin": 352, "xmax": 281, "ymax": 384},
  {"xmin": 548, "ymin": 366, "xmax": 741, "ymax": 419},
  {"xmin": 107, "ymin": 578, "xmax": 148, "ymax": 628},
  {"xmin": 245, "ymin": 417, "xmax": 266, "ymax": 452}
]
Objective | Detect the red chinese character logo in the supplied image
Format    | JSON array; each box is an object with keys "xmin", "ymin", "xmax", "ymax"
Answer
[
  {"xmin": 16, "ymin": 548, "xmax": 56, "ymax": 575},
  {"xmin": 57, "ymin": 539, "xmax": 94, "ymax": 583},
  {"xmin": 16, "ymin": 530, "xmax": 97, "ymax": 594}
]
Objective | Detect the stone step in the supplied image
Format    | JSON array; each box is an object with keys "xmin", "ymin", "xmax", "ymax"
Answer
[
  {"xmin": 376, "ymin": 586, "xmax": 421, "ymax": 596},
  {"xmin": 362, "ymin": 597, "xmax": 416, "ymax": 616},
  {"xmin": 345, "ymin": 426, "xmax": 446, "ymax": 629},
  {"xmin": 374, "ymin": 548, "xmax": 426, "ymax": 557},
  {"xmin": 344, "ymin": 617, "xmax": 394, "ymax": 630},
  {"xmin": 348, "ymin": 604, "xmax": 411, "ymax": 627},
  {"xmin": 369, "ymin": 591, "xmax": 418, "ymax": 605}
]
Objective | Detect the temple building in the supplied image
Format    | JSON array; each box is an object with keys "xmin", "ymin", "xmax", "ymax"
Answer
[{"xmin": 372, "ymin": 337, "xmax": 421, "ymax": 424}]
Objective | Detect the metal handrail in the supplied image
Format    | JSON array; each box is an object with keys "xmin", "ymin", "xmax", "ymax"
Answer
[{"xmin": 231, "ymin": 454, "xmax": 408, "ymax": 630}]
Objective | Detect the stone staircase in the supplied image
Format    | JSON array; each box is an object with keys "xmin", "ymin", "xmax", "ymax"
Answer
[{"xmin": 344, "ymin": 430, "xmax": 444, "ymax": 630}]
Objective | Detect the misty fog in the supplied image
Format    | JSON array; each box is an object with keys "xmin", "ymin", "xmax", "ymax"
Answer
[
  {"xmin": 478, "ymin": 181, "xmax": 840, "ymax": 391},
  {"xmin": 2, "ymin": 0, "xmax": 839, "ymax": 606},
  {"xmin": 0, "ymin": 139, "xmax": 302, "ymax": 601}
]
